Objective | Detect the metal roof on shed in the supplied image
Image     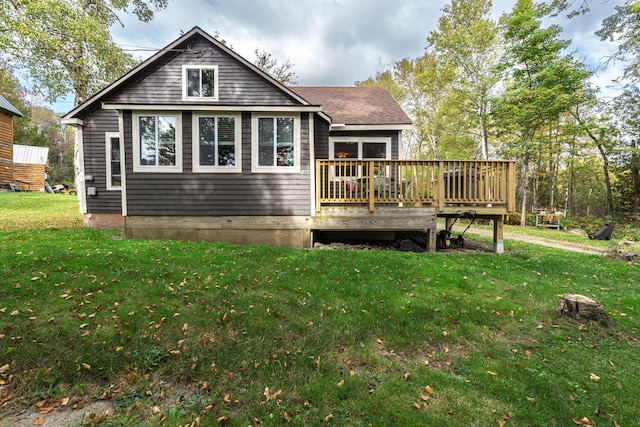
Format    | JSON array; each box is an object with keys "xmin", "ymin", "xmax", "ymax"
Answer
[
  {"xmin": 0, "ymin": 95, "xmax": 23, "ymax": 117},
  {"xmin": 13, "ymin": 144, "xmax": 49, "ymax": 165}
]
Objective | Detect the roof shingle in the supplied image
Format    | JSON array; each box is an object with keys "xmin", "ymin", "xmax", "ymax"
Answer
[{"xmin": 290, "ymin": 86, "xmax": 411, "ymax": 126}]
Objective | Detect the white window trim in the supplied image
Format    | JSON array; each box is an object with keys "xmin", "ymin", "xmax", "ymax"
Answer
[
  {"xmin": 182, "ymin": 64, "xmax": 219, "ymax": 101},
  {"xmin": 329, "ymin": 136, "xmax": 392, "ymax": 160},
  {"xmin": 132, "ymin": 111, "xmax": 183, "ymax": 173},
  {"xmin": 105, "ymin": 132, "xmax": 122, "ymax": 190},
  {"xmin": 192, "ymin": 112, "xmax": 242, "ymax": 173},
  {"xmin": 251, "ymin": 113, "xmax": 301, "ymax": 174}
]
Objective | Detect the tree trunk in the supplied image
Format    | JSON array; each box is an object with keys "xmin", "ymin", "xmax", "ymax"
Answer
[
  {"xmin": 574, "ymin": 111, "xmax": 614, "ymax": 217},
  {"xmin": 632, "ymin": 139, "xmax": 640, "ymax": 216},
  {"xmin": 595, "ymin": 142, "xmax": 615, "ymax": 217},
  {"xmin": 520, "ymin": 157, "xmax": 530, "ymax": 227}
]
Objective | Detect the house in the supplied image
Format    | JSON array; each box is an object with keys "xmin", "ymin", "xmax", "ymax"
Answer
[
  {"xmin": 0, "ymin": 94, "xmax": 23, "ymax": 191},
  {"xmin": 12, "ymin": 144, "xmax": 50, "ymax": 192},
  {"xmin": 62, "ymin": 26, "xmax": 515, "ymax": 252}
]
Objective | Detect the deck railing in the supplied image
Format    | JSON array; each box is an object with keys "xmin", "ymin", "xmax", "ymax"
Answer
[{"xmin": 316, "ymin": 160, "xmax": 516, "ymax": 213}]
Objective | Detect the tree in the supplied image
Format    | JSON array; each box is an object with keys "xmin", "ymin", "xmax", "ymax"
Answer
[
  {"xmin": 609, "ymin": 87, "xmax": 640, "ymax": 216},
  {"xmin": 0, "ymin": 66, "xmax": 33, "ymax": 143},
  {"xmin": 426, "ymin": 0, "xmax": 501, "ymax": 159},
  {"xmin": 494, "ymin": 0, "xmax": 592, "ymax": 224},
  {"xmin": 0, "ymin": 0, "xmax": 170, "ymax": 105},
  {"xmin": 254, "ymin": 49, "xmax": 300, "ymax": 85},
  {"xmin": 597, "ymin": 2, "xmax": 640, "ymax": 83}
]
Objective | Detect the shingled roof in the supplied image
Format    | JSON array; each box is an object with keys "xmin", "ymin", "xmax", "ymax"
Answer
[
  {"xmin": 0, "ymin": 95, "xmax": 23, "ymax": 117},
  {"xmin": 290, "ymin": 86, "xmax": 411, "ymax": 127}
]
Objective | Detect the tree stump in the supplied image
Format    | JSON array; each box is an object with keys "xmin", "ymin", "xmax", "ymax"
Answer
[{"xmin": 556, "ymin": 294, "xmax": 614, "ymax": 327}]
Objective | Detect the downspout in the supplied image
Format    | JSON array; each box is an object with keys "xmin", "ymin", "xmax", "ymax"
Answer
[
  {"xmin": 68, "ymin": 121, "xmax": 87, "ymax": 215},
  {"xmin": 118, "ymin": 111, "xmax": 127, "ymax": 217}
]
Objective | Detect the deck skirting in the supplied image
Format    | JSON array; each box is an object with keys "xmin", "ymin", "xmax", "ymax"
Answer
[
  {"xmin": 312, "ymin": 207, "xmax": 437, "ymax": 251},
  {"xmin": 123, "ymin": 208, "xmax": 438, "ymax": 250}
]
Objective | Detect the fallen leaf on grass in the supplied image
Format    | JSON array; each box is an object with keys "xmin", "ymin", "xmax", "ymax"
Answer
[
  {"xmin": 33, "ymin": 417, "xmax": 44, "ymax": 426},
  {"xmin": 403, "ymin": 372, "xmax": 411, "ymax": 380},
  {"xmin": 336, "ymin": 380, "xmax": 344, "ymax": 388},
  {"xmin": 0, "ymin": 364, "xmax": 9, "ymax": 374},
  {"xmin": 424, "ymin": 385, "xmax": 434, "ymax": 394},
  {"xmin": 263, "ymin": 387, "xmax": 282, "ymax": 403},
  {"xmin": 487, "ymin": 371, "xmax": 498, "ymax": 376},
  {"xmin": 589, "ymin": 373, "xmax": 600, "ymax": 382},
  {"xmin": 572, "ymin": 417, "xmax": 595, "ymax": 426},
  {"xmin": 325, "ymin": 413, "xmax": 333, "ymax": 421}
]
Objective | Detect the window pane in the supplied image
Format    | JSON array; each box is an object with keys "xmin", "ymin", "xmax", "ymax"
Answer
[
  {"xmin": 277, "ymin": 117, "xmax": 294, "ymax": 142},
  {"xmin": 363, "ymin": 142, "xmax": 386, "ymax": 159},
  {"xmin": 110, "ymin": 138, "xmax": 120, "ymax": 161},
  {"xmin": 187, "ymin": 69, "xmax": 200, "ymax": 97},
  {"xmin": 218, "ymin": 117, "xmax": 235, "ymax": 166},
  {"xmin": 111, "ymin": 160, "xmax": 121, "ymax": 186},
  {"xmin": 157, "ymin": 116, "xmax": 176, "ymax": 166},
  {"xmin": 277, "ymin": 144, "xmax": 294, "ymax": 166},
  {"xmin": 139, "ymin": 116, "xmax": 157, "ymax": 165},
  {"xmin": 218, "ymin": 117, "xmax": 234, "ymax": 142},
  {"xmin": 199, "ymin": 117, "xmax": 216, "ymax": 166},
  {"xmin": 334, "ymin": 141, "xmax": 358, "ymax": 159},
  {"xmin": 258, "ymin": 118, "xmax": 274, "ymax": 166},
  {"xmin": 202, "ymin": 69, "xmax": 215, "ymax": 97}
]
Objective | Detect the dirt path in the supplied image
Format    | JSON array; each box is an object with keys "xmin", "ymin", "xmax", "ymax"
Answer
[{"xmin": 452, "ymin": 227, "xmax": 608, "ymax": 255}]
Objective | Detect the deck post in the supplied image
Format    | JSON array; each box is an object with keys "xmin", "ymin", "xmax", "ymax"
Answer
[
  {"xmin": 368, "ymin": 160, "xmax": 375, "ymax": 212},
  {"xmin": 438, "ymin": 161, "xmax": 445, "ymax": 212},
  {"xmin": 493, "ymin": 217, "xmax": 504, "ymax": 254},
  {"xmin": 315, "ymin": 161, "xmax": 322, "ymax": 213},
  {"xmin": 427, "ymin": 227, "xmax": 437, "ymax": 252}
]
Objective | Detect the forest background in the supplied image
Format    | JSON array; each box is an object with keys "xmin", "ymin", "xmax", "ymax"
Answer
[{"xmin": 1, "ymin": 0, "xmax": 639, "ymax": 228}]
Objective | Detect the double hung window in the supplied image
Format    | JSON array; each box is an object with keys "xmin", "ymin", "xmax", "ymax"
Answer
[
  {"xmin": 252, "ymin": 114, "xmax": 300, "ymax": 173},
  {"xmin": 183, "ymin": 65, "xmax": 218, "ymax": 100},
  {"xmin": 193, "ymin": 114, "xmax": 241, "ymax": 172},
  {"xmin": 133, "ymin": 112, "xmax": 182, "ymax": 172},
  {"xmin": 105, "ymin": 132, "xmax": 121, "ymax": 189}
]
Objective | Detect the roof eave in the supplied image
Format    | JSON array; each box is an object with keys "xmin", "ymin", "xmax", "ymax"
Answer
[{"xmin": 330, "ymin": 124, "xmax": 413, "ymax": 131}]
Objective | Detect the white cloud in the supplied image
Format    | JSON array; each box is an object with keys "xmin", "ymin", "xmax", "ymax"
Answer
[{"xmin": 52, "ymin": 0, "xmax": 628, "ymax": 112}]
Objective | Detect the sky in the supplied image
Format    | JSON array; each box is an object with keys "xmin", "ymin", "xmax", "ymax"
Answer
[{"xmin": 54, "ymin": 0, "xmax": 625, "ymax": 112}]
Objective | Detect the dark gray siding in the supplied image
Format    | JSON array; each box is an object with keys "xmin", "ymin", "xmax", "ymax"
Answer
[
  {"xmin": 123, "ymin": 111, "xmax": 312, "ymax": 217},
  {"xmin": 82, "ymin": 109, "xmax": 122, "ymax": 213},
  {"xmin": 112, "ymin": 36, "xmax": 300, "ymax": 106},
  {"xmin": 313, "ymin": 115, "xmax": 330, "ymax": 160}
]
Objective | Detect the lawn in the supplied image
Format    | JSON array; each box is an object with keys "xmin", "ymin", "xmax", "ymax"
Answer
[{"xmin": 1, "ymin": 193, "xmax": 639, "ymax": 426}]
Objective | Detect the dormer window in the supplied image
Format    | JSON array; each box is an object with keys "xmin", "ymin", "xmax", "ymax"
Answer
[{"xmin": 182, "ymin": 65, "xmax": 218, "ymax": 100}]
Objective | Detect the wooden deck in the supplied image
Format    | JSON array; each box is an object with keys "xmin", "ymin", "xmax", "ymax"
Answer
[{"xmin": 314, "ymin": 160, "xmax": 517, "ymax": 253}]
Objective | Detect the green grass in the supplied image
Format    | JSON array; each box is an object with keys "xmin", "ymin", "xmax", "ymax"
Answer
[
  {"xmin": 1, "ymin": 194, "xmax": 639, "ymax": 426},
  {"xmin": 0, "ymin": 193, "xmax": 83, "ymax": 231}
]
